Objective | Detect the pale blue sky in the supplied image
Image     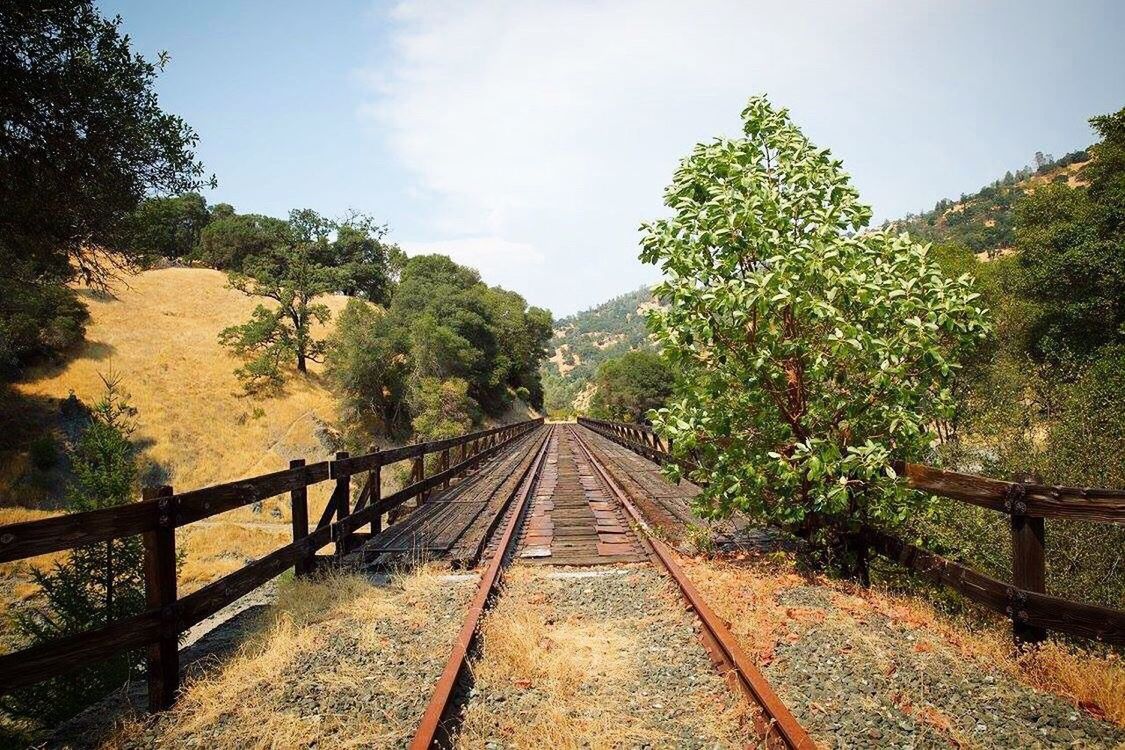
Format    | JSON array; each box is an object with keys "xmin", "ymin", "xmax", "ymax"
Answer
[{"xmin": 101, "ymin": 0, "xmax": 1125, "ymax": 317}]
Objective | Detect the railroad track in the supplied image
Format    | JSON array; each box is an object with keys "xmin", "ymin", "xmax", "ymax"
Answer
[{"xmin": 408, "ymin": 423, "xmax": 816, "ymax": 750}]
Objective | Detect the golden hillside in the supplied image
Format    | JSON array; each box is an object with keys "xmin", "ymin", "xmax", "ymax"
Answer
[{"xmin": 14, "ymin": 267, "xmax": 352, "ymax": 495}]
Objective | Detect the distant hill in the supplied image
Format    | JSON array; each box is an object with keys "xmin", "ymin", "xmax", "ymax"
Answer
[
  {"xmin": 882, "ymin": 150, "xmax": 1090, "ymax": 256},
  {"xmin": 541, "ymin": 286, "xmax": 657, "ymax": 415}
]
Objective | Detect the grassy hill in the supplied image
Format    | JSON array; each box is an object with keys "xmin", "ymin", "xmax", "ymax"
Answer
[
  {"xmin": 0, "ymin": 267, "xmax": 360, "ymax": 612},
  {"xmin": 541, "ymin": 286, "xmax": 657, "ymax": 415},
  {"xmin": 3, "ymin": 267, "xmax": 352, "ymax": 511}
]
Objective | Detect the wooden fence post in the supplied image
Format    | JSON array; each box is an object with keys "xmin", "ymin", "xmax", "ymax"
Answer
[
  {"xmin": 334, "ymin": 451, "xmax": 351, "ymax": 555},
  {"xmin": 413, "ymin": 454, "xmax": 426, "ymax": 502},
  {"xmin": 370, "ymin": 463, "xmax": 382, "ymax": 536},
  {"xmin": 142, "ymin": 484, "xmax": 178, "ymax": 711},
  {"xmin": 289, "ymin": 459, "xmax": 311, "ymax": 577},
  {"xmin": 441, "ymin": 448, "xmax": 450, "ymax": 488},
  {"xmin": 1009, "ymin": 474, "xmax": 1047, "ymax": 646}
]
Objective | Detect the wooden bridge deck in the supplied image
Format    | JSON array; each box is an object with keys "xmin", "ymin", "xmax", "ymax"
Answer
[{"xmin": 360, "ymin": 423, "xmax": 710, "ymax": 569}]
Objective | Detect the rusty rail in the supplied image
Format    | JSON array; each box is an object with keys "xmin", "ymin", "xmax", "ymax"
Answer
[
  {"xmin": 408, "ymin": 429, "xmax": 552, "ymax": 749},
  {"xmin": 570, "ymin": 425, "xmax": 817, "ymax": 750}
]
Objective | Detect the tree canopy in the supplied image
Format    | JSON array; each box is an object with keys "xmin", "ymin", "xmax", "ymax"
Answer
[
  {"xmin": 0, "ymin": 0, "xmax": 210, "ymax": 377},
  {"xmin": 589, "ymin": 350, "xmax": 673, "ymax": 423},
  {"xmin": 640, "ymin": 96, "xmax": 989, "ymax": 564}
]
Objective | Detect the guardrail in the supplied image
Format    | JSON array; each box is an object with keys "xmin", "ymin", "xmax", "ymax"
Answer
[
  {"xmin": 0, "ymin": 418, "xmax": 544, "ymax": 711},
  {"xmin": 576, "ymin": 416, "xmax": 1125, "ymax": 647}
]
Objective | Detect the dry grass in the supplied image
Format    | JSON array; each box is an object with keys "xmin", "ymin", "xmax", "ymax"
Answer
[
  {"xmin": 177, "ymin": 522, "xmax": 292, "ymax": 590},
  {"xmin": 15, "ymin": 267, "xmax": 351, "ymax": 494},
  {"xmin": 684, "ymin": 552, "xmax": 1125, "ymax": 728},
  {"xmin": 455, "ymin": 567, "xmax": 748, "ymax": 749},
  {"xmin": 103, "ymin": 564, "xmax": 476, "ymax": 749}
]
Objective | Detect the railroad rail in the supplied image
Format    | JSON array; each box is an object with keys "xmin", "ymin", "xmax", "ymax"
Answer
[
  {"xmin": 577, "ymin": 416, "xmax": 1125, "ymax": 647},
  {"xmin": 408, "ymin": 424, "xmax": 816, "ymax": 749}
]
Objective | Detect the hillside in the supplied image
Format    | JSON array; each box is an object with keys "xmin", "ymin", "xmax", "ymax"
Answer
[
  {"xmin": 4, "ymin": 267, "xmax": 351, "ymax": 507},
  {"xmin": 882, "ymin": 150, "xmax": 1090, "ymax": 255},
  {"xmin": 541, "ymin": 286, "xmax": 657, "ymax": 414}
]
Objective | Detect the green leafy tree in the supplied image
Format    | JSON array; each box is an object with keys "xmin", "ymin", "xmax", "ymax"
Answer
[
  {"xmin": 590, "ymin": 350, "xmax": 673, "ymax": 422},
  {"xmin": 640, "ymin": 96, "xmax": 989, "ymax": 566},
  {"xmin": 325, "ymin": 299, "xmax": 412, "ymax": 440},
  {"xmin": 1014, "ymin": 107, "xmax": 1125, "ymax": 362},
  {"xmin": 115, "ymin": 192, "xmax": 211, "ymax": 262},
  {"xmin": 195, "ymin": 211, "xmax": 289, "ymax": 271},
  {"xmin": 220, "ymin": 210, "xmax": 344, "ymax": 387},
  {"xmin": 2, "ymin": 375, "xmax": 145, "ymax": 726},
  {"xmin": 0, "ymin": 0, "xmax": 210, "ymax": 378},
  {"xmin": 409, "ymin": 377, "xmax": 479, "ymax": 441}
]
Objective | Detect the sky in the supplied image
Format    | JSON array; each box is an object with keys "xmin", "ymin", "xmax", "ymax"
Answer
[{"xmin": 101, "ymin": 0, "xmax": 1125, "ymax": 318}]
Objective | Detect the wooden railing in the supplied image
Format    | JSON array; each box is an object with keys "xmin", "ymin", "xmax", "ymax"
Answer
[
  {"xmin": 0, "ymin": 418, "xmax": 544, "ymax": 711},
  {"xmin": 576, "ymin": 417, "xmax": 1125, "ymax": 647}
]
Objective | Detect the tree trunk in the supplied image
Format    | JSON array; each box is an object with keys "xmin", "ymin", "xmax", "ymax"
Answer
[{"xmin": 296, "ymin": 351, "xmax": 307, "ymax": 373}]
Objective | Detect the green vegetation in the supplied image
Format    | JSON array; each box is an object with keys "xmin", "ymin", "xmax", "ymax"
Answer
[
  {"xmin": 0, "ymin": 0, "xmax": 210, "ymax": 379},
  {"xmin": 540, "ymin": 286, "xmax": 656, "ymax": 415},
  {"xmin": 326, "ymin": 254, "xmax": 552, "ymax": 446},
  {"xmin": 2, "ymin": 376, "xmax": 148, "ymax": 729},
  {"xmin": 641, "ymin": 96, "xmax": 989, "ymax": 572},
  {"xmin": 218, "ymin": 210, "xmax": 399, "ymax": 391},
  {"xmin": 926, "ymin": 107, "xmax": 1125, "ymax": 607},
  {"xmin": 588, "ymin": 350, "xmax": 673, "ymax": 423}
]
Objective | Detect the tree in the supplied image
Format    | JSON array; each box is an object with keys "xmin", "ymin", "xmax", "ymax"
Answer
[
  {"xmin": 0, "ymin": 0, "xmax": 210, "ymax": 377},
  {"xmin": 409, "ymin": 377, "xmax": 479, "ymax": 441},
  {"xmin": 325, "ymin": 299, "xmax": 412, "ymax": 440},
  {"xmin": 2, "ymin": 375, "xmax": 146, "ymax": 726},
  {"xmin": 639, "ymin": 96, "xmax": 989, "ymax": 567},
  {"xmin": 195, "ymin": 211, "xmax": 289, "ymax": 271},
  {"xmin": 220, "ymin": 210, "xmax": 344, "ymax": 385},
  {"xmin": 1014, "ymin": 107, "xmax": 1125, "ymax": 362},
  {"xmin": 590, "ymin": 350, "xmax": 673, "ymax": 423},
  {"xmin": 114, "ymin": 192, "xmax": 211, "ymax": 262}
]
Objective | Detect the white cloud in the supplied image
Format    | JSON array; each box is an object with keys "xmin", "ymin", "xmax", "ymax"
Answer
[
  {"xmin": 399, "ymin": 236, "xmax": 544, "ymax": 292},
  {"xmin": 356, "ymin": 0, "xmax": 1096, "ymax": 315}
]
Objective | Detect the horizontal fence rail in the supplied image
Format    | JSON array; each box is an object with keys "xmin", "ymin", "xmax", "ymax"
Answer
[
  {"xmin": 0, "ymin": 418, "xmax": 544, "ymax": 709},
  {"xmin": 576, "ymin": 416, "xmax": 1125, "ymax": 647}
]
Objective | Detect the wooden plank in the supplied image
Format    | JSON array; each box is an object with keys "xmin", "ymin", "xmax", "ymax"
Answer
[
  {"xmin": 290, "ymin": 459, "xmax": 312, "ymax": 578},
  {"xmin": 902, "ymin": 463, "xmax": 1125, "ymax": 522},
  {"xmin": 142, "ymin": 485, "xmax": 178, "ymax": 712},
  {"xmin": 0, "ymin": 502, "xmax": 158, "ymax": 563},
  {"xmin": 175, "ymin": 461, "xmax": 331, "ymax": 526},
  {"xmin": 866, "ymin": 527, "xmax": 1125, "ymax": 645},
  {"xmin": 1011, "ymin": 511, "xmax": 1047, "ymax": 645},
  {"xmin": 0, "ymin": 609, "xmax": 164, "ymax": 693}
]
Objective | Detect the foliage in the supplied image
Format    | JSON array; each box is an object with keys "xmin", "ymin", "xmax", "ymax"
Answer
[
  {"xmin": 639, "ymin": 96, "xmax": 989, "ymax": 567},
  {"xmin": 540, "ymin": 286, "xmax": 656, "ymax": 413},
  {"xmin": 389, "ymin": 255, "xmax": 551, "ymax": 412},
  {"xmin": 409, "ymin": 377, "xmax": 479, "ymax": 441},
  {"xmin": 0, "ymin": 280, "xmax": 90, "ymax": 379},
  {"xmin": 195, "ymin": 211, "xmax": 289, "ymax": 271},
  {"xmin": 220, "ymin": 209, "xmax": 399, "ymax": 388},
  {"xmin": 1012, "ymin": 107, "xmax": 1125, "ymax": 362},
  {"xmin": 114, "ymin": 192, "xmax": 212, "ymax": 263},
  {"xmin": 1, "ymin": 375, "xmax": 145, "ymax": 726},
  {"xmin": 919, "ymin": 108, "xmax": 1125, "ymax": 608},
  {"xmin": 0, "ymin": 0, "xmax": 210, "ymax": 378},
  {"xmin": 325, "ymin": 299, "xmax": 412, "ymax": 440},
  {"xmin": 589, "ymin": 350, "xmax": 673, "ymax": 423}
]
